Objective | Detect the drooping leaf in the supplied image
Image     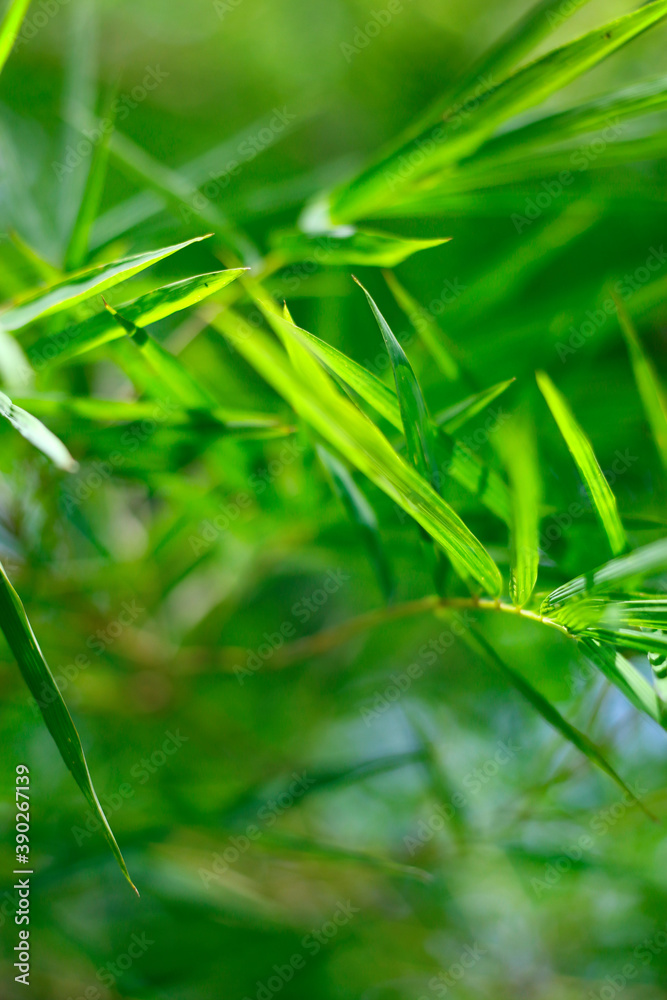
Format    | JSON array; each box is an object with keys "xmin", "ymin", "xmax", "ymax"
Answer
[
  {"xmin": 1, "ymin": 236, "xmax": 211, "ymax": 333},
  {"xmin": 0, "ymin": 389, "xmax": 78, "ymax": 471},
  {"xmin": 537, "ymin": 370, "xmax": 626, "ymax": 556},
  {"xmin": 0, "ymin": 560, "xmax": 137, "ymax": 892},
  {"xmin": 577, "ymin": 637, "xmax": 665, "ymax": 729},
  {"xmin": 469, "ymin": 627, "xmax": 652, "ymax": 814}
]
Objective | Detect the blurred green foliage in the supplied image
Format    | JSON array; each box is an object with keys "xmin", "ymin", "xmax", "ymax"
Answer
[{"xmin": 2, "ymin": 0, "xmax": 667, "ymax": 998}]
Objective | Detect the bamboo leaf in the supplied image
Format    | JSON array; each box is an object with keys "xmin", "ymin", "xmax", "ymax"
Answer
[
  {"xmin": 28, "ymin": 269, "xmax": 246, "ymax": 367},
  {"xmin": 537, "ymin": 370, "xmax": 626, "ymax": 556},
  {"xmin": 0, "ymin": 560, "xmax": 137, "ymax": 892},
  {"xmin": 1, "ymin": 236, "xmax": 212, "ymax": 333},
  {"xmin": 0, "ymin": 0, "xmax": 30, "ymax": 76},
  {"xmin": 214, "ymin": 308, "xmax": 502, "ymax": 595},
  {"xmin": 330, "ymin": 0, "xmax": 667, "ymax": 220},
  {"xmin": 317, "ymin": 445, "xmax": 394, "ymax": 601},
  {"xmin": 435, "ymin": 379, "xmax": 515, "ymax": 435},
  {"xmin": 615, "ymin": 294, "xmax": 667, "ymax": 473},
  {"xmin": 241, "ymin": 303, "xmax": 511, "ymax": 523},
  {"xmin": 273, "ymin": 228, "xmax": 450, "ymax": 267},
  {"xmin": 543, "ymin": 538, "xmax": 667, "ymax": 612},
  {"xmin": 0, "ymin": 389, "xmax": 78, "ymax": 471},
  {"xmin": 470, "ymin": 628, "xmax": 652, "ymax": 814},
  {"xmin": 383, "ymin": 270, "xmax": 461, "ymax": 381},
  {"xmin": 578, "ymin": 636, "xmax": 665, "ymax": 729},
  {"xmin": 353, "ymin": 277, "xmax": 440, "ymax": 490},
  {"xmin": 498, "ymin": 411, "xmax": 541, "ymax": 608}
]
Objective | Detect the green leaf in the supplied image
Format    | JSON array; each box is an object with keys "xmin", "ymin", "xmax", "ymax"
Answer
[
  {"xmin": 28, "ymin": 269, "xmax": 246, "ymax": 367},
  {"xmin": 543, "ymin": 538, "xmax": 667, "ymax": 612},
  {"xmin": 105, "ymin": 129, "xmax": 258, "ymax": 265},
  {"xmin": 0, "ymin": 560, "xmax": 137, "ymax": 893},
  {"xmin": 383, "ymin": 270, "xmax": 460, "ymax": 382},
  {"xmin": 214, "ymin": 307, "xmax": 502, "ymax": 595},
  {"xmin": 317, "ymin": 445, "xmax": 394, "ymax": 601},
  {"xmin": 64, "ymin": 101, "xmax": 115, "ymax": 272},
  {"xmin": 330, "ymin": 0, "xmax": 667, "ymax": 220},
  {"xmin": 537, "ymin": 370, "xmax": 626, "ymax": 556},
  {"xmin": 557, "ymin": 597, "xmax": 667, "ymax": 633},
  {"xmin": 435, "ymin": 379, "xmax": 515, "ymax": 435},
  {"xmin": 469, "ymin": 628, "xmax": 652, "ymax": 814},
  {"xmin": 272, "ymin": 228, "xmax": 450, "ymax": 267},
  {"xmin": 498, "ymin": 411, "xmax": 541, "ymax": 608},
  {"xmin": 615, "ymin": 294, "xmax": 667, "ymax": 473},
  {"xmin": 1, "ymin": 236, "xmax": 212, "ymax": 334},
  {"xmin": 0, "ymin": 389, "xmax": 78, "ymax": 471},
  {"xmin": 577, "ymin": 637, "xmax": 665, "ymax": 729},
  {"xmin": 353, "ymin": 277, "xmax": 440, "ymax": 490},
  {"xmin": 468, "ymin": 76, "xmax": 667, "ymax": 174},
  {"xmin": 250, "ymin": 303, "xmax": 511, "ymax": 524},
  {"xmin": 0, "ymin": 0, "xmax": 30, "ymax": 76},
  {"xmin": 583, "ymin": 627, "xmax": 667, "ymax": 657},
  {"xmin": 103, "ymin": 302, "xmax": 215, "ymax": 409}
]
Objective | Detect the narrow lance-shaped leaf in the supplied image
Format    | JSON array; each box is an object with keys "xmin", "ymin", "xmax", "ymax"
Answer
[
  {"xmin": 469, "ymin": 627, "xmax": 653, "ymax": 816},
  {"xmin": 578, "ymin": 637, "xmax": 666, "ymax": 728},
  {"xmin": 435, "ymin": 379, "xmax": 515, "ymax": 435},
  {"xmin": 383, "ymin": 270, "xmax": 461, "ymax": 382},
  {"xmin": 1, "ymin": 236, "xmax": 212, "ymax": 333},
  {"xmin": 543, "ymin": 538, "xmax": 667, "ymax": 613},
  {"xmin": 353, "ymin": 277, "xmax": 440, "ymax": 490},
  {"xmin": 28, "ymin": 268, "xmax": 247, "ymax": 367},
  {"xmin": 317, "ymin": 445, "xmax": 394, "ymax": 602},
  {"xmin": 272, "ymin": 229, "xmax": 450, "ymax": 268},
  {"xmin": 537, "ymin": 370, "xmax": 627, "ymax": 556},
  {"xmin": 498, "ymin": 411, "xmax": 541, "ymax": 608},
  {"xmin": 214, "ymin": 307, "xmax": 502, "ymax": 595},
  {"xmin": 330, "ymin": 0, "xmax": 667, "ymax": 220},
  {"xmin": 0, "ymin": 560, "xmax": 137, "ymax": 892},
  {"xmin": 0, "ymin": 0, "xmax": 30, "ymax": 76},
  {"xmin": 615, "ymin": 293, "xmax": 667, "ymax": 473},
  {"xmin": 64, "ymin": 98, "xmax": 115, "ymax": 272},
  {"xmin": 0, "ymin": 390, "xmax": 78, "ymax": 471},
  {"xmin": 103, "ymin": 302, "xmax": 216, "ymax": 409},
  {"xmin": 242, "ymin": 299, "xmax": 511, "ymax": 523}
]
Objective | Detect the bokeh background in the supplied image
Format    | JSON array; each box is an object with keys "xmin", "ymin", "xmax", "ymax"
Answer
[{"xmin": 2, "ymin": 0, "xmax": 667, "ymax": 997}]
